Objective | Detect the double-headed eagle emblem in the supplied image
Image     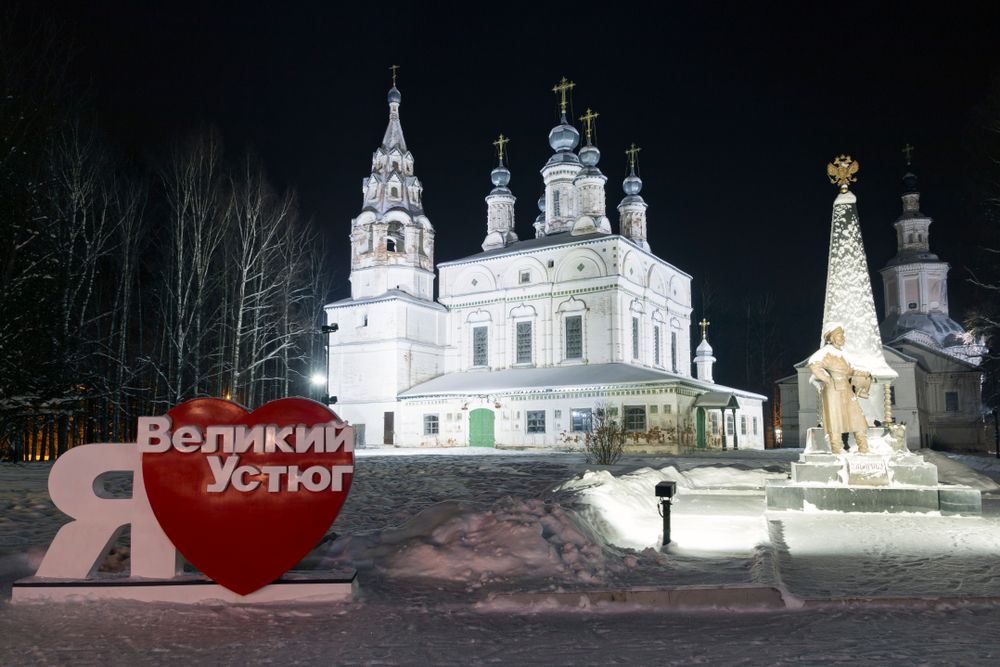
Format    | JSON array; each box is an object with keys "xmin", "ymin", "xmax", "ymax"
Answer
[{"xmin": 827, "ymin": 155, "xmax": 859, "ymax": 193}]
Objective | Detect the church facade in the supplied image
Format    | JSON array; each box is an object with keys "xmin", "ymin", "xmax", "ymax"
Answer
[
  {"xmin": 778, "ymin": 165, "xmax": 987, "ymax": 450},
  {"xmin": 325, "ymin": 81, "xmax": 765, "ymax": 450}
]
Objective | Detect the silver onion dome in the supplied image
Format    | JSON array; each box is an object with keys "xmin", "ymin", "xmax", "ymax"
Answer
[
  {"xmin": 623, "ymin": 171, "xmax": 642, "ymax": 195},
  {"xmin": 491, "ymin": 164, "xmax": 511, "ymax": 187},
  {"xmin": 579, "ymin": 143, "xmax": 600, "ymax": 167},
  {"xmin": 548, "ymin": 117, "xmax": 580, "ymax": 152},
  {"xmin": 388, "ymin": 86, "xmax": 402, "ymax": 105},
  {"xmin": 537, "ymin": 195, "xmax": 545, "ymax": 212}
]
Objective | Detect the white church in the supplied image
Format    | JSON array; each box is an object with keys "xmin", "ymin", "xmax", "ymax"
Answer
[
  {"xmin": 324, "ymin": 80, "xmax": 765, "ymax": 450},
  {"xmin": 778, "ymin": 163, "xmax": 987, "ymax": 450}
]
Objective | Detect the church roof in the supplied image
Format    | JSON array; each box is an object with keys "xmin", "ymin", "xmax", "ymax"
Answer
[
  {"xmin": 326, "ymin": 288, "xmax": 447, "ymax": 311},
  {"xmin": 880, "ymin": 311, "xmax": 967, "ymax": 349},
  {"xmin": 438, "ymin": 231, "xmax": 693, "ymax": 278},
  {"xmin": 398, "ymin": 362, "xmax": 766, "ymax": 400},
  {"xmin": 883, "ymin": 250, "xmax": 942, "ymax": 268},
  {"xmin": 358, "ymin": 85, "xmax": 426, "ymax": 220}
]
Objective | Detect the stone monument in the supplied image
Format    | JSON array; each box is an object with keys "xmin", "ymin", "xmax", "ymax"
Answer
[{"xmin": 765, "ymin": 157, "xmax": 980, "ymax": 514}]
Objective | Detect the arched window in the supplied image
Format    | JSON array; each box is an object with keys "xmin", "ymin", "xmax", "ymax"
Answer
[
  {"xmin": 553, "ymin": 190, "xmax": 561, "ymax": 217},
  {"xmin": 386, "ymin": 222, "xmax": 404, "ymax": 253},
  {"xmin": 390, "ymin": 186, "xmax": 399, "ymax": 198}
]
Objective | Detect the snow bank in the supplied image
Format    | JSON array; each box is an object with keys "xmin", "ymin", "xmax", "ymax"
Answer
[
  {"xmin": 317, "ymin": 497, "xmax": 626, "ymax": 588},
  {"xmin": 552, "ymin": 466, "xmax": 775, "ymax": 552}
]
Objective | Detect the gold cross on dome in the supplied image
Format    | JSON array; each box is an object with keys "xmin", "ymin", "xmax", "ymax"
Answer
[
  {"xmin": 493, "ymin": 133, "xmax": 509, "ymax": 162},
  {"xmin": 389, "ymin": 64, "xmax": 400, "ymax": 87},
  {"xmin": 902, "ymin": 143, "xmax": 915, "ymax": 166},
  {"xmin": 699, "ymin": 318, "xmax": 710, "ymax": 339},
  {"xmin": 625, "ymin": 143, "xmax": 642, "ymax": 171},
  {"xmin": 579, "ymin": 108, "xmax": 599, "ymax": 144},
  {"xmin": 552, "ymin": 76, "xmax": 576, "ymax": 115}
]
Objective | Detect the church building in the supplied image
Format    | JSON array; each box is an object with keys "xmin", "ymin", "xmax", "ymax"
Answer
[
  {"xmin": 778, "ymin": 158, "xmax": 987, "ymax": 450},
  {"xmin": 324, "ymin": 79, "xmax": 766, "ymax": 449}
]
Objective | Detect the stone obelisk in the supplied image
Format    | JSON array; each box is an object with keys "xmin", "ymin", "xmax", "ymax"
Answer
[{"xmin": 821, "ymin": 156, "xmax": 897, "ymax": 422}]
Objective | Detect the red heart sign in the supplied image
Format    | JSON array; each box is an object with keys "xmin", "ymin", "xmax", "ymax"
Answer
[{"xmin": 141, "ymin": 397, "xmax": 353, "ymax": 595}]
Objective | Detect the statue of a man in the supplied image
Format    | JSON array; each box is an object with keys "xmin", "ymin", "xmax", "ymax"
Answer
[{"xmin": 808, "ymin": 324, "xmax": 871, "ymax": 454}]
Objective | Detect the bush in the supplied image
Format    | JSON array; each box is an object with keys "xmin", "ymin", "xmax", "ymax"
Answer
[{"xmin": 584, "ymin": 404, "xmax": 626, "ymax": 465}]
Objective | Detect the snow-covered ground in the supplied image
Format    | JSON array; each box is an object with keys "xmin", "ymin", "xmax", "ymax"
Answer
[{"xmin": 3, "ymin": 447, "xmax": 1000, "ymax": 664}]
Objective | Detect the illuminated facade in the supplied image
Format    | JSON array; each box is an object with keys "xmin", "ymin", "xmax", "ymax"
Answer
[{"xmin": 325, "ymin": 83, "xmax": 765, "ymax": 449}]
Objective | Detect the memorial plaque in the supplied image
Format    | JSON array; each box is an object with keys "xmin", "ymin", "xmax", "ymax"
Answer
[{"xmin": 846, "ymin": 456, "xmax": 889, "ymax": 486}]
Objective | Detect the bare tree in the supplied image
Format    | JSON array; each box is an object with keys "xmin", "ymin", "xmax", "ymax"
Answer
[
  {"xmin": 157, "ymin": 129, "xmax": 228, "ymax": 405},
  {"xmin": 224, "ymin": 154, "xmax": 298, "ymax": 406}
]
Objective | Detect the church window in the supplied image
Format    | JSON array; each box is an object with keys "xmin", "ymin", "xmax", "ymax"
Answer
[
  {"xmin": 945, "ymin": 391, "xmax": 959, "ymax": 412},
  {"xmin": 664, "ymin": 404, "xmax": 672, "ymax": 414},
  {"xmin": 654, "ymin": 326, "xmax": 662, "ymax": 366},
  {"xmin": 553, "ymin": 191, "xmax": 561, "ymax": 216},
  {"xmin": 526, "ymin": 410, "xmax": 546, "ymax": 433},
  {"xmin": 918, "ymin": 233, "xmax": 923, "ymax": 242},
  {"xmin": 516, "ymin": 321, "xmax": 532, "ymax": 364},
  {"xmin": 726, "ymin": 413, "xmax": 735, "ymax": 435},
  {"xmin": 670, "ymin": 332, "xmax": 678, "ymax": 372},
  {"xmin": 632, "ymin": 317, "xmax": 640, "ymax": 359},
  {"xmin": 624, "ymin": 406, "xmax": 646, "ymax": 432},
  {"xmin": 548, "ymin": 259, "xmax": 554, "ymax": 268},
  {"xmin": 519, "ymin": 270, "xmax": 530, "ymax": 284},
  {"xmin": 565, "ymin": 315, "xmax": 583, "ymax": 359},
  {"xmin": 741, "ymin": 416, "xmax": 747, "ymax": 435},
  {"xmin": 908, "ymin": 233, "xmax": 914, "ymax": 243},
  {"xmin": 367, "ymin": 232, "xmax": 374, "ymax": 253},
  {"xmin": 571, "ymin": 408, "xmax": 592, "ymax": 432},
  {"xmin": 423, "ymin": 415, "xmax": 439, "ymax": 435},
  {"xmin": 472, "ymin": 326, "xmax": 489, "ymax": 366},
  {"xmin": 710, "ymin": 413, "xmax": 719, "ymax": 435},
  {"xmin": 752, "ymin": 417, "xmax": 758, "ymax": 435},
  {"xmin": 650, "ymin": 405, "xmax": 659, "ymax": 414},
  {"xmin": 387, "ymin": 222, "xmax": 403, "ymax": 252}
]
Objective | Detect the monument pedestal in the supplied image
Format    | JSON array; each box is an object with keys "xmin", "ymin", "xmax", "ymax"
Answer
[
  {"xmin": 767, "ymin": 427, "xmax": 981, "ymax": 515},
  {"xmin": 11, "ymin": 570, "xmax": 358, "ymax": 604}
]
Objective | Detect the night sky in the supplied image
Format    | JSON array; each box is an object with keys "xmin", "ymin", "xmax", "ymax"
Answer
[{"xmin": 23, "ymin": 1, "xmax": 1000, "ymax": 389}]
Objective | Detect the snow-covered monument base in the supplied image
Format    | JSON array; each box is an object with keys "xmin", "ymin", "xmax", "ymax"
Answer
[{"xmin": 765, "ymin": 427, "xmax": 981, "ymax": 514}]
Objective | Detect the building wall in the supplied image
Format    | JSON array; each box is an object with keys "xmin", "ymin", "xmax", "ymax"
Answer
[
  {"xmin": 325, "ymin": 298, "xmax": 446, "ymax": 445},
  {"xmin": 438, "ymin": 236, "xmax": 693, "ymax": 376},
  {"xmin": 397, "ymin": 385, "xmax": 766, "ymax": 450}
]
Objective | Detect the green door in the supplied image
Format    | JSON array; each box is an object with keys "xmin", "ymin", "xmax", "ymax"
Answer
[
  {"xmin": 469, "ymin": 408, "xmax": 495, "ymax": 447},
  {"xmin": 696, "ymin": 408, "xmax": 706, "ymax": 449}
]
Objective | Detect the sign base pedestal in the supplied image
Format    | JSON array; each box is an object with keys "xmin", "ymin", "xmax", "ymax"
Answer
[{"xmin": 12, "ymin": 570, "xmax": 357, "ymax": 604}]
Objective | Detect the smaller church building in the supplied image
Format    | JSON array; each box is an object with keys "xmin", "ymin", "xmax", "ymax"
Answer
[
  {"xmin": 325, "ymin": 81, "xmax": 765, "ymax": 450},
  {"xmin": 778, "ymin": 166, "xmax": 987, "ymax": 450}
]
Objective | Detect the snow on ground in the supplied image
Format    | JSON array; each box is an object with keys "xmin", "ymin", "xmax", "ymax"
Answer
[{"xmin": 3, "ymin": 447, "xmax": 1000, "ymax": 664}]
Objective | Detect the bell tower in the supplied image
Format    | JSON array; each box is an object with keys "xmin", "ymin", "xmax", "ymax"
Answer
[{"xmin": 349, "ymin": 74, "xmax": 435, "ymax": 301}]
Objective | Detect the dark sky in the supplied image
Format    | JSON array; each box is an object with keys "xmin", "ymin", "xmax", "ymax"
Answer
[{"xmin": 24, "ymin": 1, "xmax": 1000, "ymax": 389}]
